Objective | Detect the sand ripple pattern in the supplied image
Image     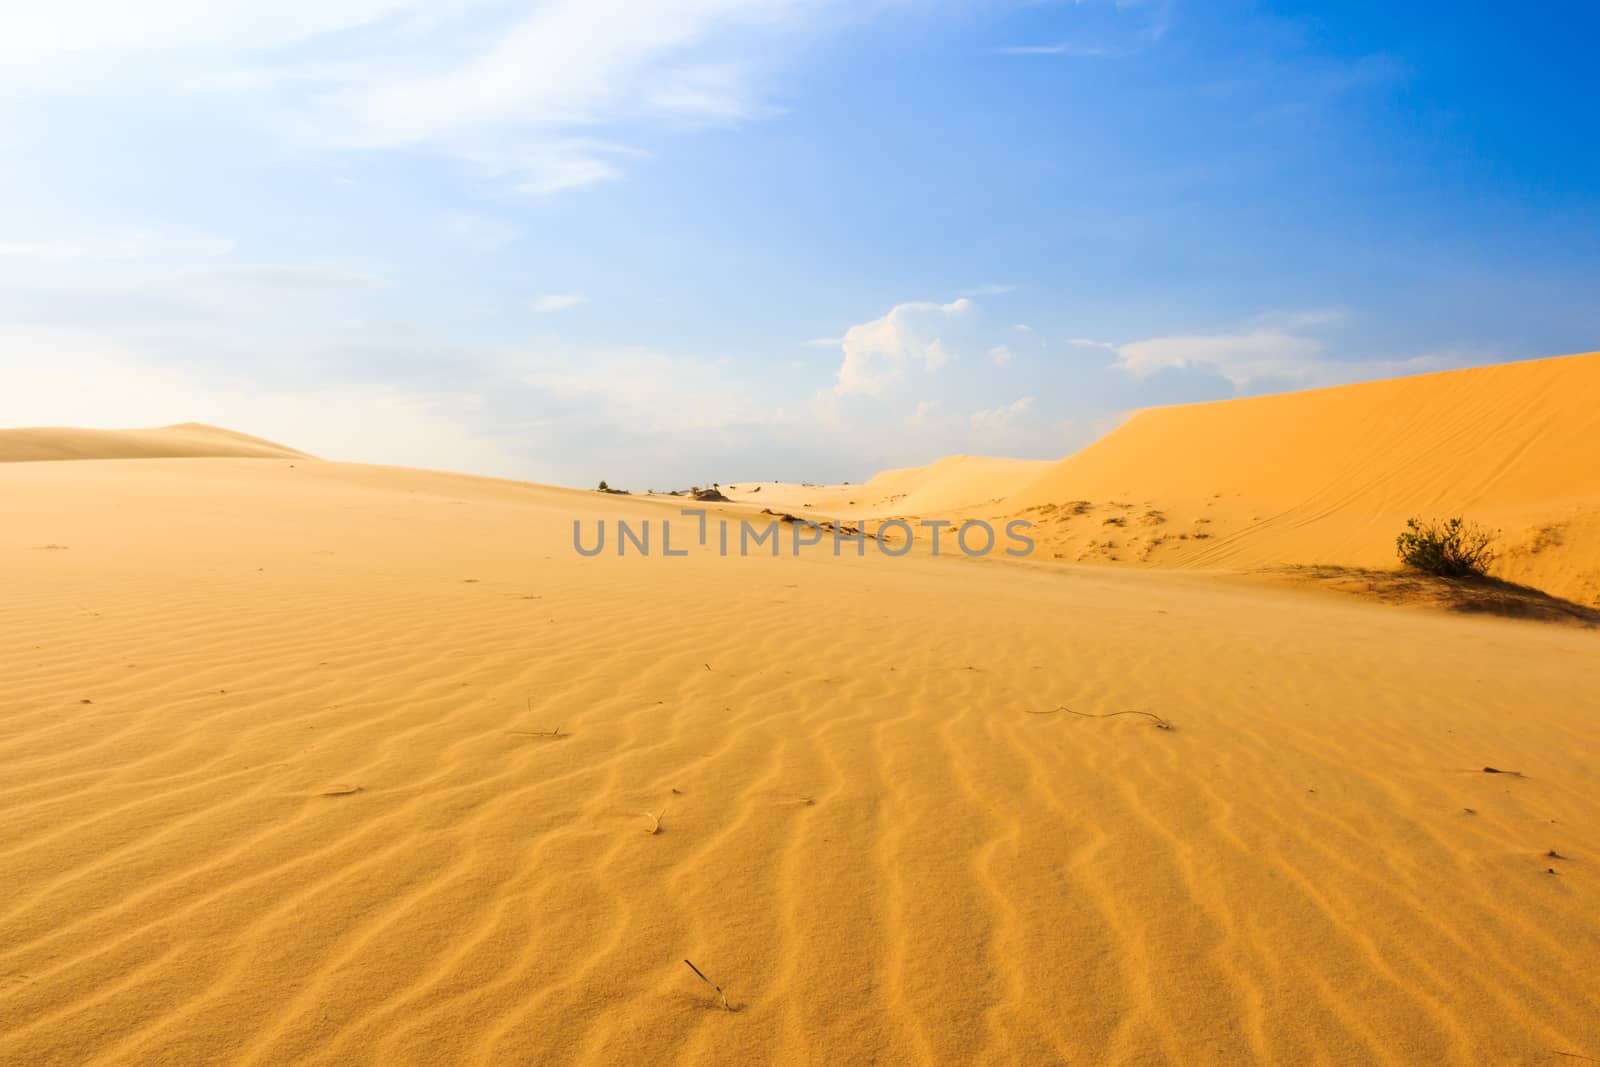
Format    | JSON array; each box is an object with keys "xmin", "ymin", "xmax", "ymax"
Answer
[{"xmin": 1, "ymin": 460, "xmax": 1598, "ymax": 1065}]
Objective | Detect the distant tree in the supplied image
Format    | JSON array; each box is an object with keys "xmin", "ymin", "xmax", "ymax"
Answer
[
  {"xmin": 1396, "ymin": 516, "xmax": 1497, "ymax": 578},
  {"xmin": 597, "ymin": 479, "xmax": 609, "ymax": 492}
]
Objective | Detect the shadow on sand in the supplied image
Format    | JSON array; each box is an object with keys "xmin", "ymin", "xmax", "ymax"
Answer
[{"xmin": 1271, "ymin": 565, "xmax": 1600, "ymax": 628}]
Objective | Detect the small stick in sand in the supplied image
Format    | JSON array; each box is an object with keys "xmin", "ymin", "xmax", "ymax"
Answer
[
  {"xmin": 1482, "ymin": 766, "xmax": 1525, "ymax": 777},
  {"xmin": 683, "ymin": 959, "xmax": 731, "ymax": 1010},
  {"xmin": 320, "ymin": 785, "xmax": 363, "ymax": 797},
  {"xmin": 1027, "ymin": 705, "xmax": 1175, "ymax": 730},
  {"xmin": 644, "ymin": 802, "xmax": 669, "ymax": 835},
  {"xmin": 511, "ymin": 695, "xmax": 564, "ymax": 737}
]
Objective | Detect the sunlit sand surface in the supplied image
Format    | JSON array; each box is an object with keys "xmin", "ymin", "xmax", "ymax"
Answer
[{"xmin": 3, "ymin": 356, "xmax": 1598, "ymax": 1064}]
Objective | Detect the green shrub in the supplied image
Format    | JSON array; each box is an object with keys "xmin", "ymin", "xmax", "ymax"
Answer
[
  {"xmin": 1395, "ymin": 516, "xmax": 1496, "ymax": 578},
  {"xmin": 597, "ymin": 479, "xmax": 609, "ymax": 492}
]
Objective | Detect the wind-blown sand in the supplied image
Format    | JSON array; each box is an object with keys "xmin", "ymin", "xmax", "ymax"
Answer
[{"xmin": 2, "ymin": 358, "xmax": 1598, "ymax": 1065}]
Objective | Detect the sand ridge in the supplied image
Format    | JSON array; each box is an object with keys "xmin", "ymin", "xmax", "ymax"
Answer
[
  {"xmin": 1, "ymin": 456, "xmax": 1597, "ymax": 1065},
  {"xmin": 729, "ymin": 352, "xmax": 1600, "ymax": 607},
  {"xmin": 0, "ymin": 423, "xmax": 312, "ymax": 463}
]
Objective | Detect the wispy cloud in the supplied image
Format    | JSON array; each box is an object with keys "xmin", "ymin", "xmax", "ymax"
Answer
[
  {"xmin": 968, "ymin": 395, "xmax": 1034, "ymax": 430},
  {"xmin": 4, "ymin": 1, "xmax": 876, "ymax": 195},
  {"xmin": 992, "ymin": 43, "xmax": 1120, "ymax": 57},
  {"xmin": 1107, "ymin": 313, "xmax": 1464, "ymax": 389},
  {"xmin": 994, "ymin": 0, "xmax": 1174, "ymax": 59},
  {"xmin": 459, "ymin": 140, "xmax": 643, "ymax": 197},
  {"xmin": 531, "ymin": 294, "xmax": 585, "ymax": 313}
]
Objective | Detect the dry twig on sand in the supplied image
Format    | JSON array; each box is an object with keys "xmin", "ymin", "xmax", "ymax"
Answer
[
  {"xmin": 644, "ymin": 803, "xmax": 668, "ymax": 835},
  {"xmin": 684, "ymin": 959, "xmax": 731, "ymax": 1011},
  {"xmin": 1026, "ymin": 705, "xmax": 1175, "ymax": 731}
]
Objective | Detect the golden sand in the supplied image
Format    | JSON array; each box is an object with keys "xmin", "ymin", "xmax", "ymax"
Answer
[
  {"xmin": 0, "ymin": 423, "xmax": 313, "ymax": 464},
  {"xmin": 2, "ymin": 356, "xmax": 1598, "ymax": 1065}
]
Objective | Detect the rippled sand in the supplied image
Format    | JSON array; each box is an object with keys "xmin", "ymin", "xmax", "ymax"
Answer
[{"xmin": 2, "ymin": 457, "xmax": 1597, "ymax": 1065}]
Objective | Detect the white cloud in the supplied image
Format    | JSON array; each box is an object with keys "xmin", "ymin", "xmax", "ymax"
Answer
[
  {"xmin": 988, "ymin": 344, "xmax": 1014, "ymax": 365},
  {"xmin": 2, "ymin": 1, "xmax": 870, "ymax": 194},
  {"xmin": 1109, "ymin": 320, "xmax": 1462, "ymax": 389},
  {"xmin": 530, "ymin": 293, "xmax": 584, "ymax": 313},
  {"xmin": 968, "ymin": 395, "xmax": 1034, "ymax": 430},
  {"xmin": 830, "ymin": 297, "xmax": 973, "ymax": 396},
  {"xmin": 459, "ymin": 139, "xmax": 642, "ymax": 197},
  {"xmin": 1112, "ymin": 329, "xmax": 1324, "ymax": 386},
  {"xmin": 993, "ymin": 0, "xmax": 1174, "ymax": 59},
  {"xmin": 992, "ymin": 43, "xmax": 1119, "ymax": 57},
  {"xmin": 961, "ymin": 282, "xmax": 1016, "ymax": 297}
]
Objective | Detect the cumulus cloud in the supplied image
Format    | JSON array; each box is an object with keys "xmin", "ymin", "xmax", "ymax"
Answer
[
  {"xmin": 830, "ymin": 297, "xmax": 973, "ymax": 396},
  {"xmin": 988, "ymin": 344, "xmax": 1014, "ymax": 365}
]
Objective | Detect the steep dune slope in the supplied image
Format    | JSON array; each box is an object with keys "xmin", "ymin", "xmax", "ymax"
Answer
[
  {"xmin": 999, "ymin": 351, "xmax": 1600, "ymax": 603},
  {"xmin": 0, "ymin": 423, "xmax": 312, "ymax": 462}
]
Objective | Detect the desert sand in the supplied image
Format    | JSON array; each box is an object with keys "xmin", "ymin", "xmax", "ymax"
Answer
[
  {"xmin": 2, "ymin": 357, "xmax": 1598, "ymax": 1066},
  {"xmin": 0, "ymin": 423, "xmax": 314, "ymax": 463},
  {"xmin": 729, "ymin": 351, "xmax": 1600, "ymax": 608}
]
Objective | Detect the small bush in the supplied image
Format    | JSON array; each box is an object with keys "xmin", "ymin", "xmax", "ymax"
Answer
[
  {"xmin": 597, "ymin": 479, "xmax": 609, "ymax": 492},
  {"xmin": 1396, "ymin": 516, "xmax": 1496, "ymax": 578}
]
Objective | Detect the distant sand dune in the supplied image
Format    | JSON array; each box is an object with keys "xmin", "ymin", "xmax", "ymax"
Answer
[
  {"xmin": 0, "ymin": 423, "xmax": 312, "ymax": 463},
  {"xmin": 1, "ymin": 457, "xmax": 1597, "ymax": 1065},
  {"xmin": 724, "ymin": 455, "xmax": 1050, "ymax": 519},
  {"xmin": 732, "ymin": 352, "xmax": 1600, "ymax": 606}
]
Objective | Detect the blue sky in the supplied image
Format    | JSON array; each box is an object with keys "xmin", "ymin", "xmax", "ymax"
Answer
[{"xmin": 2, "ymin": 0, "xmax": 1596, "ymax": 487}]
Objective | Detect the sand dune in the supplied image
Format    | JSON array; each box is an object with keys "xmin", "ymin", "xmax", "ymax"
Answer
[
  {"xmin": 1001, "ymin": 351, "xmax": 1600, "ymax": 600},
  {"xmin": 0, "ymin": 423, "xmax": 312, "ymax": 463},
  {"xmin": 725, "ymin": 455, "xmax": 1050, "ymax": 519},
  {"xmin": 742, "ymin": 352, "xmax": 1600, "ymax": 606},
  {"xmin": 2, "ymin": 455, "xmax": 1597, "ymax": 1065}
]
